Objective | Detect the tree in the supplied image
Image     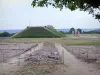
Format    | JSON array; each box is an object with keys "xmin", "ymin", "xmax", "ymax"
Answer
[
  {"xmin": 60, "ymin": 31, "xmax": 66, "ymax": 34},
  {"xmin": 45, "ymin": 25, "xmax": 55, "ymax": 29},
  {"xmin": 69, "ymin": 27, "xmax": 75, "ymax": 34},
  {"xmin": 0, "ymin": 32, "xmax": 10, "ymax": 37},
  {"xmin": 77, "ymin": 28, "xmax": 82, "ymax": 34},
  {"xmin": 31, "ymin": 0, "xmax": 100, "ymax": 21}
]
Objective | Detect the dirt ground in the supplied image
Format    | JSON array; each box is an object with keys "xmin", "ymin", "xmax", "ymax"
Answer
[
  {"xmin": 0, "ymin": 43, "xmax": 61, "ymax": 74},
  {"xmin": 53, "ymin": 43, "xmax": 100, "ymax": 75},
  {"xmin": 0, "ymin": 43, "xmax": 38, "ymax": 63},
  {"xmin": 25, "ymin": 42, "xmax": 61, "ymax": 64},
  {"xmin": 63, "ymin": 46, "xmax": 100, "ymax": 63},
  {"xmin": 80, "ymin": 34, "xmax": 100, "ymax": 38},
  {"xmin": 0, "ymin": 42, "xmax": 100, "ymax": 75},
  {"xmin": 0, "ymin": 43, "xmax": 43, "ymax": 73}
]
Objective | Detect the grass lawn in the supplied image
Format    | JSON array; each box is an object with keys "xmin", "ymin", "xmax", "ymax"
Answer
[{"xmin": 0, "ymin": 37, "xmax": 100, "ymax": 46}]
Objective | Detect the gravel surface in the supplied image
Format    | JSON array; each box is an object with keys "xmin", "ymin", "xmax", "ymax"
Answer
[{"xmin": 25, "ymin": 42, "xmax": 61, "ymax": 64}]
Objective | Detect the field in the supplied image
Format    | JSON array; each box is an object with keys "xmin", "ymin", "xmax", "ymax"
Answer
[
  {"xmin": 1, "ymin": 36, "xmax": 100, "ymax": 46},
  {"xmin": 0, "ymin": 34, "xmax": 100, "ymax": 75}
]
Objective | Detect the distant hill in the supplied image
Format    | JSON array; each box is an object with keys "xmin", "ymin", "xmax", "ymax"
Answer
[
  {"xmin": 94, "ymin": 29, "xmax": 100, "ymax": 32},
  {"xmin": 0, "ymin": 30, "xmax": 22, "ymax": 33},
  {"xmin": 85, "ymin": 29, "xmax": 100, "ymax": 34},
  {"xmin": 57, "ymin": 29, "xmax": 70, "ymax": 32},
  {"xmin": 12, "ymin": 27, "xmax": 65, "ymax": 38}
]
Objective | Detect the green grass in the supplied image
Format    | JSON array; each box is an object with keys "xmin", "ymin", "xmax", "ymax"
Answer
[
  {"xmin": 0, "ymin": 37, "xmax": 100, "ymax": 46},
  {"xmin": 12, "ymin": 27, "xmax": 65, "ymax": 38},
  {"xmin": 46, "ymin": 27, "xmax": 65, "ymax": 37},
  {"xmin": 62, "ymin": 39, "xmax": 100, "ymax": 46}
]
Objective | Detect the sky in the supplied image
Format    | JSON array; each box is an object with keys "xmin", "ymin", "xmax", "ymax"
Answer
[{"xmin": 0, "ymin": 0, "xmax": 100, "ymax": 30}]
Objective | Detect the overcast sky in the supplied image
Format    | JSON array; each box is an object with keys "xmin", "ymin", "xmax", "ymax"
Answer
[{"xmin": 0, "ymin": 0, "xmax": 100, "ymax": 30}]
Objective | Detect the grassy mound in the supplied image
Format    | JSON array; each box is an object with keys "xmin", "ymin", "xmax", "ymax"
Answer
[
  {"xmin": 45, "ymin": 27, "xmax": 65, "ymax": 37},
  {"xmin": 12, "ymin": 27, "xmax": 65, "ymax": 38}
]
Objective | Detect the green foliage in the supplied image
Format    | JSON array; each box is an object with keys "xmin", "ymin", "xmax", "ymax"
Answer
[
  {"xmin": 77, "ymin": 28, "xmax": 82, "ymax": 33},
  {"xmin": 69, "ymin": 27, "xmax": 75, "ymax": 34},
  {"xmin": 45, "ymin": 25, "xmax": 55, "ymax": 29},
  {"xmin": 46, "ymin": 26, "xmax": 65, "ymax": 37},
  {"xmin": 83, "ymin": 30, "xmax": 100, "ymax": 34},
  {"xmin": 32, "ymin": 0, "xmax": 100, "ymax": 21},
  {"xmin": 0, "ymin": 32, "xmax": 10, "ymax": 37},
  {"xmin": 60, "ymin": 31, "xmax": 66, "ymax": 34}
]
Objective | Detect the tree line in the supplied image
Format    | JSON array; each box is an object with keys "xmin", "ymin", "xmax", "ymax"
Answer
[
  {"xmin": 60, "ymin": 27, "xmax": 100, "ymax": 34},
  {"xmin": 0, "ymin": 32, "xmax": 15, "ymax": 37}
]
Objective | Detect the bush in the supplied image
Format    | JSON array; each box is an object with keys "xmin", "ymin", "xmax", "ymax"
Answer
[{"xmin": 0, "ymin": 32, "xmax": 11, "ymax": 37}]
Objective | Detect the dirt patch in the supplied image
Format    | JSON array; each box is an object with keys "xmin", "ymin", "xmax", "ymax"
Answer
[
  {"xmin": 0, "ymin": 42, "xmax": 61, "ymax": 75},
  {"xmin": 3, "ymin": 64, "xmax": 58, "ymax": 75},
  {"xmin": 1, "ymin": 42, "xmax": 100, "ymax": 75},
  {"xmin": 0, "ymin": 42, "xmax": 61, "ymax": 74},
  {"xmin": 54, "ymin": 43, "xmax": 100, "ymax": 75},
  {"xmin": 0, "ymin": 43, "xmax": 43, "ymax": 74},
  {"xmin": 80, "ymin": 34, "xmax": 100, "ymax": 38},
  {"xmin": 25, "ymin": 42, "xmax": 61, "ymax": 64},
  {"xmin": 0, "ymin": 43, "xmax": 38, "ymax": 63},
  {"xmin": 63, "ymin": 46, "xmax": 100, "ymax": 63}
]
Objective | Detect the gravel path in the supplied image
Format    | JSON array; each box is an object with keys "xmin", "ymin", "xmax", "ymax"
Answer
[{"xmin": 54, "ymin": 43, "xmax": 100, "ymax": 75}]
